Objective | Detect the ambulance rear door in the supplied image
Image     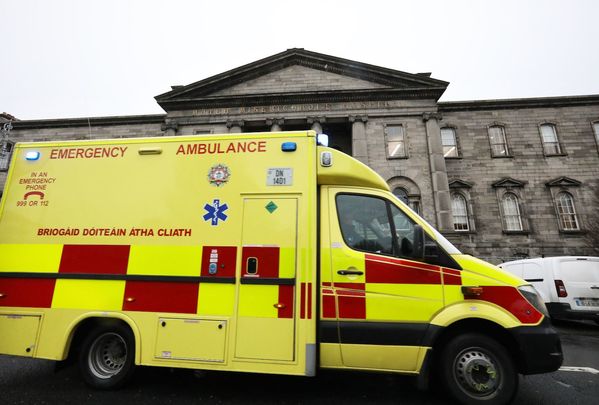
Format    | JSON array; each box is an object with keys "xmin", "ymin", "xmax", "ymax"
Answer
[{"xmin": 234, "ymin": 196, "xmax": 298, "ymax": 362}]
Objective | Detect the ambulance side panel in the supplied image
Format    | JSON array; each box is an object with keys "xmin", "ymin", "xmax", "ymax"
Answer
[{"xmin": 0, "ymin": 132, "xmax": 318, "ymax": 377}]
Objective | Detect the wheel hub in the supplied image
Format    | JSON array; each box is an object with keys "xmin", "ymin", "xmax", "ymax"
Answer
[
  {"xmin": 88, "ymin": 332, "xmax": 127, "ymax": 379},
  {"xmin": 454, "ymin": 349, "xmax": 499, "ymax": 396}
]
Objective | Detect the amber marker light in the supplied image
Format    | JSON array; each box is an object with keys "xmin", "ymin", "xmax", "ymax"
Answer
[{"xmin": 461, "ymin": 286, "xmax": 484, "ymax": 297}]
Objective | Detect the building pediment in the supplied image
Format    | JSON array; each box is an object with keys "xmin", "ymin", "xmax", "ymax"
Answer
[
  {"xmin": 155, "ymin": 48, "xmax": 448, "ymax": 111},
  {"xmin": 492, "ymin": 177, "xmax": 526, "ymax": 188},
  {"xmin": 545, "ymin": 176, "xmax": 582, "ymax": 187},
  {"xmin": 210, "ymin": 65, "xmax": 391, "ymax": 97},
  {"xmin": 448, "ymin": 179, "xmax": 473, "ymax": 189}
]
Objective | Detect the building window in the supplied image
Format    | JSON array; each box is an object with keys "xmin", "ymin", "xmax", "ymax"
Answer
[
  {"xmin": 488, "ymin": 125, "xmax": 510, "ymax": 157},
  {"xmin": 393, "ymin": 187, "xmax": 409, "ymax": 205},
  {"xmin": 539, "ymin": 124, "xmax": 562, "ymax": 155},
  {"xmin": 386, "ymin": 125, "xmax": 407, "ymax": 158},
  {"xmin": 501, "ymin": 193, "xmax": 523, "ymax": 231},
  {"xmin": 410, "ymin": 200, "xmax": 421, "ymax": 215},
  {"xmin": 451, "ymin": 193, "xmax": 469, "ymax": 231},
  {"xmin": 441, "ymin": 127, "xmax": 459, "ymax": 158},
  {"xmin": 0, "ymin": 140, "xmax": 14, "ymax": 171},
  {"xmin": 392, "ymin": 187, "xmax": 421, "ymax": 214},
  {"xmin": 556, "ymin": 192, "xmax": 579, "ymax": 231},
  {"xmin": 593, "ymin": 122, "xmax": 599, "ymax": 151}
]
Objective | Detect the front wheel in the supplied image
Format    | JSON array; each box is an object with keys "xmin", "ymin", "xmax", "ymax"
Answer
[
  {"xmin": 79, "ymin": 323, "xmax": 136, "ymax": 389},
  {"xmin": 439, "ymin": 333, "xmax": 518, "ymax": 405}
]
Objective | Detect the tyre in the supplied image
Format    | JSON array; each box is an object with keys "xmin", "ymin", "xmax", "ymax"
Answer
[
  {"xmin": 438, "ymin": 333, "xmax": 518, "ymax": 405},
  {"xmin": 78, "ymin": 323, "xmax": 136, "ymax": 389}
]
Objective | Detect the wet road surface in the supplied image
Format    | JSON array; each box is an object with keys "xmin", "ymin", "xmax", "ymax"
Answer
[{"xmin": 1, "ymin": 320, "xmax": 598, "ymax": 404}]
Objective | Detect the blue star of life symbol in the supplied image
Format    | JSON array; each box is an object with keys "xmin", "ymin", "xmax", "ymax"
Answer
[{"xmin": 203, "ymin": 199, "xmax": 229, "ymax": 226}]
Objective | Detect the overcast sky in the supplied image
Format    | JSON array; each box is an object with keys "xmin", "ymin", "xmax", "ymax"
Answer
[{"xmin": 2, "ymin": 0, "xmax": 598, "ymax": 120}]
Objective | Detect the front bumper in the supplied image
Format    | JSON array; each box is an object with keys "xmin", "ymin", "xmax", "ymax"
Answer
[
  {"xmin": 547, "ymin": 302, "xmax": 599, "ymax": 322},
  {"xmin": 510, "ymin": 317, "xmax": 563, "ymax": 375}
]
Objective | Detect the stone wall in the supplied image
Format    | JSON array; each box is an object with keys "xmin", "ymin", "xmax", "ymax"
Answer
[
  {"xmin": 362, "ymin": 115, "xmax": 437, "ymax": 226},
  {"xmin": 440, "ymin": 104, "xmax": 599, "ymax": 262}
]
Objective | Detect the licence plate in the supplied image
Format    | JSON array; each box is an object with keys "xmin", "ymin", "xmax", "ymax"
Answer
[{"xmin": 575, "ymin": 298, "xmax": 599, "ymax": 307}]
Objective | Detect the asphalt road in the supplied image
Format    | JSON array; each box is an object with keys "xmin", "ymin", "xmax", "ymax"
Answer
[{"xmin": 1, "ymin": 320, "xmax": 598, "ymax": 405}]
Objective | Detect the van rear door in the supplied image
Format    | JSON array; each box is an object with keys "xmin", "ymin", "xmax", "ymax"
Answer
[{"xmin": 556, "ymin": 257, "xmax": 599, "ymax": 312}]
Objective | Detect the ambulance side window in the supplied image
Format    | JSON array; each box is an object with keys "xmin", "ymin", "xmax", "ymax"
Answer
[
  {"xmin": 389, "ymin": 204, "xmax": 458, "ymax": 267},
  {"xmin": 389, "ymin": 204, "xmax": 418, "ymax": 258},
  {"xmin": 390, "ymin": 204, "xmax": 461, "ymax": 268},
  {"xmin": 336, "ymin": 194, "xmax": 394, "ymax": 255}
]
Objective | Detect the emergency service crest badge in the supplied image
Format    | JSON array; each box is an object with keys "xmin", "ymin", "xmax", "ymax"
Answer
[{"xmin": 208, "ymin": 164, "xmax": 231, "ymax": 187}]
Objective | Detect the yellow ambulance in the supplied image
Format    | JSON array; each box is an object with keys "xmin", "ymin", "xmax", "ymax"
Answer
[{"xmin": 0, "ymin": 131, "xmax": 562, "ymax": 404}]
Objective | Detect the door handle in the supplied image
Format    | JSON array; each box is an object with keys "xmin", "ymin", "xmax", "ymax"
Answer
[
  {"xmin": 591, "ymin": 286, "xmax": 599, "ymax": 290},
  {"xmin": 337, "ymin": 270, "xmax": 364, "ymax": 276}
]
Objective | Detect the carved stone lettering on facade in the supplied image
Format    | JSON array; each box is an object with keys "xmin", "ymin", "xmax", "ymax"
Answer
[{"xmin": 192, "ymin": 101, "xmax": 392, "ymax": 116}]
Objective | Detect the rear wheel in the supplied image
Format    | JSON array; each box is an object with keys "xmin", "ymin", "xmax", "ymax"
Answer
[
  {"xmin": 79, "ymin": 323, "xmax": 136, "ymax": 389},
  {"xmin": 439, "ymin": 333, "xmax": 518, "ymax": 405}
]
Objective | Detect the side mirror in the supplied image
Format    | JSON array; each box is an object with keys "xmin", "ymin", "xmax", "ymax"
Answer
[{"xmin": 412, "ymin": 225, "xmax": 425, "ymax": 260}]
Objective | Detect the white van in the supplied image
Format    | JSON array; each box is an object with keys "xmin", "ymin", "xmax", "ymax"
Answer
[{"xmin": 499, "ymin": 256, "xmax": 599, "ymax": 324}]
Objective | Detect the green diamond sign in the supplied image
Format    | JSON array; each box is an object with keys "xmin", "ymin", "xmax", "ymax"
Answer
[{"xmin": 265, "ymin": 201, "xmax": 278, "ymax": 213}]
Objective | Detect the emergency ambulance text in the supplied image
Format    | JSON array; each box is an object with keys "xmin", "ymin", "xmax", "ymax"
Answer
[
  {"xmin": 176, "ymin": 141, "xmax": 266, "ymax": 155},
  {"xmin": 49, "ymin": 146, "xmax": 128, "ymax": 160}
]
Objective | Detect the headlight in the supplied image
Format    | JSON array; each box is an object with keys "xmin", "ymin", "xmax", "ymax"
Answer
[{"xmin": 518, "ymin": 285, "xmax": 549, "ymax": 318}]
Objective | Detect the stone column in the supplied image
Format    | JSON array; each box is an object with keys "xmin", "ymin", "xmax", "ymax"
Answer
[
  {"xmin": 423, "ymin": 112, "xmax": 452, "ymax": 231},
  {"xmin": 212, "ymin": 124, "xmax": 229, "ymax": 134},
  {"xmin": 267, "ymin": 118, "xmax": 284, "ymax": 132},
  {"xmin": 350, "ymin": 115, "xmax": 368, "ymax": 164},
  {"xmin": 307, "ymin": 117, "xmax": 324, "ymax": 134},
  {"xmin": 161, "ymin": 121, "xmax": 178, "ymax": 137},
  {"xmin": 227, "ymin": 120, "xmax": 244, "ymax": 134}
]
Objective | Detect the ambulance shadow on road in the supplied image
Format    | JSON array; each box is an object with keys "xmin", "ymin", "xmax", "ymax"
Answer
[
  {"xmin": 2, "ymin": 356, "xmax": 450, "ymax": 405},
  {"xmin": 3, "ymin": 355, "xmax": 593, "ymax": 405}
]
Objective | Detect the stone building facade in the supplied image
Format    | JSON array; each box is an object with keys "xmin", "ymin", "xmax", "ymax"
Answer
[{"xmin": 1, "ymin": 49, "xmax": 598, "ymax": 262}]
